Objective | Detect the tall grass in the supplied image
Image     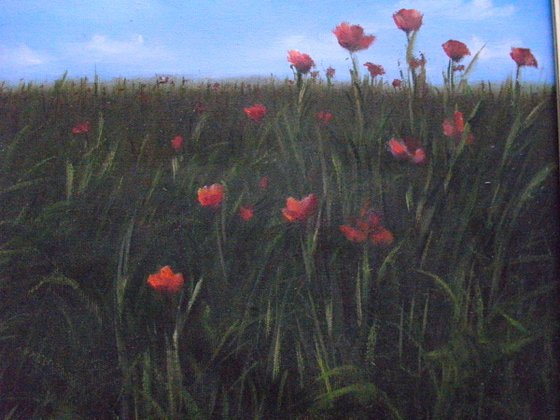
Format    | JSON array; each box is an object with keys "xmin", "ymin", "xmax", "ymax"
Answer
[{"xmin": 0, "ymin": 75, "xmax": 558, "ymax": 418}]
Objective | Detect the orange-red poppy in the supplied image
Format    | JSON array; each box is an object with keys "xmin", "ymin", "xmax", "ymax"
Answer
[
  {"xmin": 442, "ymin": 111, "xmax": 474, "ymax": 144},
  {"xmin": 197, "ymin": 183, "xmax": 225, "ymax": 208},
  {"xmin": 340, "ymin": 205, "xmax": 394, "ymax": 247},
  {"xmin": 510, "ymin": 47, "xmax": 538, "ymax": 68},
  {"xmin": 72, "ymin": 121, "xmax": 91, "ymax": 135},
  {"xmin": 387, "ymin": 137, "xmax": 427, "ymax": 165},
  {"xmin": 287, "ymin": 50, "xmax": 315, "ymax": 74},
  {"xmin": 316, "ymin": 111, "xmax": 334, "ymax": 126},
  {"xmin": 244, "ymin": 103, "xmax": 268, "ymax": 122},
  {"xmin": 239, "ymin": 205, "xmax": 254, "ymax": 222},
  {"xmin": 147, "ymin": 266, "xmax": 185, "ymax": 294},
  {"xmin": 171, "ymin": 135, "xmax": 184, "ymax": 152},
  {"xmin": 282, "ymin": 193, "xmax": 318, "ymax": 222},
  {"xmin": 363, "ymin": 62, "xmax": 385, "ymax": 78},
  {"xmin": 393, "ymin": 9, "xmax": 423, "ymax": 33},
  {"xmin": 442, "ymin": 40, "xmax": 471, "ymax": 62},
  {"xmin": 333, "ymin": 22, "xmax": 375, "ymax": 53}
]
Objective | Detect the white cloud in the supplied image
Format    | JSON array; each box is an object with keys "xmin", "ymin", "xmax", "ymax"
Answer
[
  {"xmin": 469, "ymin": 35, "xmax": 521, "ymax": 60},
  {"xmin": 0, "ymin": 44, "xmax": 50, "ymax": 67},
  {"xmin": 395, "ymin": 0, "xmax": 516, "ymax": 21}
]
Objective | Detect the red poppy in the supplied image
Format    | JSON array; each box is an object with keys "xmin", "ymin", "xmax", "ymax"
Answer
[
  {"xmin": 340, "ymin": 205, "xmax": 394, "ymax": 246},
  {"xmin": 239, "ymin": 205, "xmax": 254, "ymax": 222},
  {"xmin": 244, "ymin": 103, "xmax": 268, "ymax": 123},
  {"xmin": 363, "ymin": 62, "xmax": 385, "ymax": 78},
  {"xmin": 316, "ymin": 111, "xmax": 334, "ymax": 126},
  {"xmin": 197, "ymin": 183, "xmax": 225, "ymax": 208},
  {"xmin": 194, "ymin": 102, "xmax": 206, "ymax": 113},
  {"xmin": 408, "ymin": 54, "xmax": 427, "ymax": 69},
  {"xmin": 452, "ymin": 65, "xmax": 465, "ymax": 72},
  {"xmin": 259, "ymin": 176, "xmax": 269, "ymax": 190},
  {"xmin": 442, "ymin": 111, "xmax": 474, "ymax": 144},
  {"xmin": 282, "ymin": 193, "xmax": 318, "ymax": 222},
  {"xmin": 392, "ymin": 79, "xmax": 402, "ymax": 88},
  {"xmin": 171, "ymin": 135, "xmax": 184, "ymax": 152},
  {"xmin": 393, "ymin": 9, "xmax": 423, "ymax": 33},
  {"xmin": 147, "ymin": 266, "xmax": 185, "ymax": 294},
  {"xmin": 326, "ymin": 67, "xmax": 336, "ymax": 78},
  {"xmin": 287, "ymin": 50, "xmax": 315, "ymax": 74},
  {"xmin": 442, "ymin": 40, "xmax": 470, "ymax": 62},
  {"xmin": 510, "ymin": 47, "xmax": 538, "ymax": 68},
  {"xmin": 212, "ymin": 82, "xmax": 221, "ymax": 91},
  {"xmin": 387, "ymin": 137, "xmax": 427, "ymax": 165},
  {"xmin": 72, "ymin": 121, "xmax": 91, "ymax": 135},
  {"xmin": 310, "ymin": 71, "xmax": 320, "ymax": 79},
  {"xmin": 333, "ymin": 22, "xmax": 375, "ymax": 53}
]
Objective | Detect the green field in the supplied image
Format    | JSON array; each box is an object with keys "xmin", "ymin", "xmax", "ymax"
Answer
[{"xmin": 0, "ymin": 71, "xmax": 558, "ymax": 418}]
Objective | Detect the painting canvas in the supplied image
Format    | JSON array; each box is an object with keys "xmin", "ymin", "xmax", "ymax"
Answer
[{"xmin": 1, "ymin": 1, "xmax": 558, "ymax": 418}]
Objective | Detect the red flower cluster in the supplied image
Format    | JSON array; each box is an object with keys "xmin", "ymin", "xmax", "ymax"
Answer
[
  {"xmin": 340, "ymin": 206, "xmax": 394, "ymax": 246},
  {"xmin": 510, "ymin": 47, "xmax": 538, "ymax": 68},
  {"xmin": 443, "ymin": 111, "xmax": 474, "ymax": 144},
  {"xmin": 244, "ymin": 103, "xmax": 268, "ymax": 122},
  {"xmin": 147, "ymin": 266, "xmax": 185, "ymax": 294},
  {"xmin": 393, "ymin": 9, "xmax": 423, "ymax": 33},
  {"xmin": 387, "ymin": 137, "xmax": 426, "ymax": 165},
  {"xmin": 442, "ymin": 40, "xmax": 470, "ymax": 62},
  {"xmin": 171, "ymin": 135, "xmax": 184, "ymax": 152},
  {"xmin": 197, "ymin": 183, "xmax": 225, "ymax": 208},
  {"xmin": 287, "ymin": 50, "xmax": 315, "ymax": 74},
  {"xmin": 239, "ymin": 205, "xmax": 254, "ymax": 222},
  {"xmin": 363, "ymin": 62, "xmax": 385, "ymax": 78},
  {"xmin": 282, "ymin": 194, "xmax": 318, "ymax": 222},
  {"xmin": 316, "ymin": 111, "xmax": 334, "ymax": 126},
  {"xmin": 333, "ymin": 22, "xmax": 375, "ymax": 53},
  {"xmin": 72, "ymin": 121, "xmax": 91, "ymax": 135}
]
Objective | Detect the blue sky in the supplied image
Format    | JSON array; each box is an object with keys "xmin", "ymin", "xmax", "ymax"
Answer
[{"xmin": 0, "ymin": 0, "xmax": 556, "ymax": 85}]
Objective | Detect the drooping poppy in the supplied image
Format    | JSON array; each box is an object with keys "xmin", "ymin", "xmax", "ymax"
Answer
[
  {"xmin": 510, "ymin": 47, "xmax": 538, "ymax": 68},
  {"xmin": 282, "ymin": 194, "xmax": 318, "ymax": 222},
  {"xmin": 197, "ymin": 183, "xmax": 225, "ymax": 208},
  {"xmin": 171, "ymin": 135, "xmax": 184, "ymax": 152},
  {"xmin": 333, "ymin": 22, "xmax": 375, "ymax": 53},
  {"xmin": 393, "ymin": 9, "xmax": 423, "ymax": 33},
  {"xmin": 442, "ymin": 111, "xmax": 474, "ymax": 144},
  {"xmin": 287, "ymin": 50, "xmax": 315, "ymax": 74},
  {"xmin": 239, "ymin": 205, "xmax": 254, "ymax": 222},
  {"xmin": 442, "ymin": 40, "xmax": 471, "ymax": 62},
  {"xmin": 244, "ymin": 104, "xmax": 268, "ymax": 123},
  {"xmin": 147, "ymin": 266, "xmax": 185, "ymax": 294},
  {"xmin": 363, "ymin": 62, "xmax": 385, "ymax": 78},
  {"xmin": 72, "ymin": 121, "xmax": 91, "ymax": 135}
]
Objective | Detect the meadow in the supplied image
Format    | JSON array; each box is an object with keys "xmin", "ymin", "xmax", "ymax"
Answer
[{"xmin": 1, "ymin": 18, "xmax": 559, "ymax": 420}]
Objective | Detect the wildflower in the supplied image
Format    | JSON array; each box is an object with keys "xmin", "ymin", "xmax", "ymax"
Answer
[
  {"xmin": 244, "ymin": 103, "xmax": 268, "ymax": 123},
  {"xmin": 442, "ymin": 111, "xmax": 474, "ymax": 144},
  {"xmin": 364, "ymin": 62, "xmax": 385, "ymax": 78},
  {"xmin": 393, "ymin": 9, "xmax": 423, "ymax": 33},
  {"xmin": 239, "ymin": 205, "xmax": 254, "ymax": 222},
  {"xmin": 333, "ymin": 22, "xmax": 375, "ymax": 53},
  {"xmin": 282, "ymin": 193, "xmax": 318, "ymax": 222},
  {"xmin": 259, "ymin": 176, "xmax": 269, "ymax": 190},
  {"xmin": 310, "ymin": 71, "xmax": 320, "ymax": 79},
  {"xmin": 442, "ymin": 40, "xmax": 470, "ymax": 62},
  {"xmin": 387, "ymin": 137, "xmax": 427, "ymax": 164},
  {"xmin": 340, "ymin": 205, "xmax": 394, "ymax": 246},
  {"xmin": 287, "ymin": 50, "xmax": 315, "ymax": 74},
  {"xmin": 316, "ymin": 111, "xmax": 334, "ymax": 126},
  {"xmin": 147, "ymin": 266, "xmax": 184, "ymax": 294},
  {"xmin": 212, "ymin": 82, "xmax": 221, "ymax": 91},
  {"xmin": 409, "ymin": 54, "xmax": 427, "ymax": 69},
  {"xmin": 72, "ymin": 121, "xmax": 91, "ymax": 135},
  {"xmin": 392, "ymin": 79, "xmax": 402, "ymax": 88},
  {"xmin": 194, "ymin": 102, "xmax": 206, "ymax": 113},
  {"xmin": 510, "ymin": 47, "xmax": 538, "ymax": 68},
  {"xmin": 171, "ymin": 135, "xmax": 184, "ymax": 152},
  {"xmin": 452, "ymin": 65, "xmax": 465, "ymax": 72},
  {"xmin": 326, "ymin": 66, "xmax": 336, "ymax": 79},
  {"xmin": 197, "ymin": 183, "xmax": 225, "ymax": 208}
]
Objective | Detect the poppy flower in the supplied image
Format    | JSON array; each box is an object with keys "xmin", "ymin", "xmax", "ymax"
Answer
[
  {"xmin": 510, "ymin": 47, "xmax": 538, "ymax": 68},
  {"xmin": 393, "ymin": 9, "xmax": 423, "ymax": 33},
  {"xmin": 310, "ymin": 71, "xmax": 320, "ymax": 79},
  {"xmin": 239, "ymin": 205, "xmax": 254, "ymax": 222},
  {"xmin": 387, "ymin": 137, "xmax": 427, "ymax": 165},
  {"xmin": 194, "ymin": 102, "xmax": 206, "ymax": 113},
  {"xmin": 171, "ymin": 135, "xmax": 184, "ymax": 152},
  {"xmin": 259, "ymin": 176, "xmax": 269, "ymax": 190},
  {"xmin": 72, "ymin": 121, "xmax": 91, "ymax": 135},
  {"xmin": 212, "ymin": 82, "xmax": 221, "ymax": 91},
  {"xmin": 442, "ymin": 111, "xmax": 474, "ymax": 144},
  {"xmin": 392, "ymin": 79, "xmax": 403, "ymax": 88},
  {"xmin": 244, "ymin": 103, "xmax": 268, "ymax": 123},
  {"xmin": 282, "ymin": 193, "xmax": 318, "ymax": 222},
  {"xmin": 147, "ymin": 266, "xmax": 185, "ymax": 294},
  {"xmin": 408, "ymin": 54, "xmax": 427, "ymax": 69},
  {"xmin": 442, "ymin": 40, "xmax": 470, "ymax": 62},
  {"xmin": 333, "ymin": 22, "xmax": 375, "ymax": 53},
  {"xmin": 326, "ymin": 67, "xmax": 336, "ymax": 79},
  {"xmin": 340, "ymin": 206, "xmax": 394, "ymax": 246},
  {"xmin": 452, "ymin": 65, "xmax": 465, "ymax": 72},
  {"xmin": 197, "ymin": 183, "xmax": 225, "ymax": 208},
  {"xmin": 287, "ymin": 50, "xmax": 315, "ymax": 74},
  {"xmin": 316, "ymin": 111, "xmax": 334, "ymax": 126},
  {"xmin": 363, "ymin": 62, "xmax": 385, "ymax": 78}
]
